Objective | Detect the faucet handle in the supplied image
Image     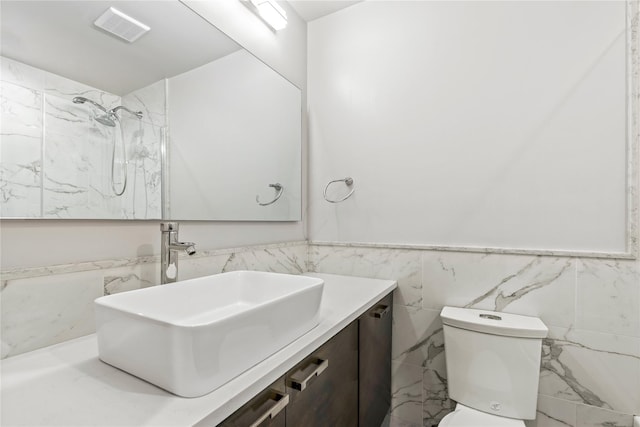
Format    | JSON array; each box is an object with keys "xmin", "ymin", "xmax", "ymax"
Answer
[{"xmin": 160, "ymin": 222, "xmax": 179, "ymax": 232}]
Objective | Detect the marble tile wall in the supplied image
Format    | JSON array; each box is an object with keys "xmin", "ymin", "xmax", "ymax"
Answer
[
  {"xmin": 0, "ymin": 67, "xmax": 43, "ymax": 217},
  {"xmin": 0, "ymin": 242, "xmax": 307, "ymax": 359},
  {"xmin": 42, "ymin": 87, "xmax": 119, "ymax": 218},
  {"xmin": 0, "ymin": 56, "xmax": 163, "ymax": 219},
  {"xmin": 2, "ymin": 240, "xmax": 637, "ymax": 427},
  {"xmin": 119, "ymin": 80, "xmax": 165, "ymax": 220},
  {"xmin": 308, "ymin": 244, "xmax": 640, "ymax": 427}
]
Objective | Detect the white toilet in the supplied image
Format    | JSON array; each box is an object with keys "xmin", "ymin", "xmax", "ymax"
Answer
[{"xmin": 438, "ymin": 307, "xmax": 549, "ymax": 427}]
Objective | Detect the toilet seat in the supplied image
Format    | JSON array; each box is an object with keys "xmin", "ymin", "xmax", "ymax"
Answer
[{"xmin": 439, "ymin": 404, "xmax": 526, "ymax": 427}]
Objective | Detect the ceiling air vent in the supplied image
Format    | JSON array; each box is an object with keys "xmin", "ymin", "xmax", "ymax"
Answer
[{"xmin": 94, "ymin": 7, "xmax": 150, "ymax": 43}]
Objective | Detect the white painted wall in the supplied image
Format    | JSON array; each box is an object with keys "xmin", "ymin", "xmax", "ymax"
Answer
[
  {"xmin": 308, "ymin": 1, "xmax": 628, "ymax": 253},
  {"xmin": 183, "ymin": 0, "xmax": 307, "ymax": 89},
  {"xmin": 1, "ymin": 1, "xmax": 308, "ymax": 269},
  {"xmin": 168, "ymin": 50, "xmax": 301, "ymax": 221}
]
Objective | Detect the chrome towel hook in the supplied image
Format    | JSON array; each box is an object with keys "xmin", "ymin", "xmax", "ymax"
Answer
[
  {"xmin": 256, "ymin": 183, "xmax": 284, "ymax": 206},
  {"xmin": 323, "ymin": 177, "xmax": 355, "ymax": 203}
]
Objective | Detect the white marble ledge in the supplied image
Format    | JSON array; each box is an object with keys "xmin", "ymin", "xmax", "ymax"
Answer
[
  {"xmin": 0, "ymin": 273, "xmax": 397, "ymax": 427},
  {"xmin": 0, "ymin": 240, "xmax": 308, "ymax": 281},
  {"xmin": 309, "ymin": 241, "xmax": 638, "ymax": 260}
]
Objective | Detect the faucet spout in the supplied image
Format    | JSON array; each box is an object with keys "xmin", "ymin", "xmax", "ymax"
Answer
[
  {"xmin": 169, "ymin": 242, "xmax": 196, "ymax": 256},
  {"xmin": 160, "ymin": 222, "xmax": 196, "ymax": 284}
]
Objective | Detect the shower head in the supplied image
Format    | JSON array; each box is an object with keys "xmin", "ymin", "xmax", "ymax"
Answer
[
  {"xmin": 95, "ymin": 114, "xmax": 117, "ymax": 127},
  {"xmin": 73, "ymin": 96, "xmax": 117, "ymax": 127},
  {"xmin": 72, "ymin": 96, "xmax": 108, "ymax": 114}
]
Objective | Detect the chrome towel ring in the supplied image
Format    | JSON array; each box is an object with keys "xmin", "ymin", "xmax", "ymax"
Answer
[
  {"xmin": 323, "ymin": 177, "xmax": 355, "ymax": 203},
  {"xmin": 256, "ymin": 183, "xmax": 283, "ymax": 206}
]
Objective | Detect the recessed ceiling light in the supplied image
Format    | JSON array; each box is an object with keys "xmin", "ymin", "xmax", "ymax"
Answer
[{"xmin": 248, "ymin": 0, "xmax": 288, "ymax": 31}]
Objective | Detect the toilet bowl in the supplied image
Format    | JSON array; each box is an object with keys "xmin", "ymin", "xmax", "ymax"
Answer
[{"xmin": 439, "ymin": 403, "xmax": 525, "ymax": 427}]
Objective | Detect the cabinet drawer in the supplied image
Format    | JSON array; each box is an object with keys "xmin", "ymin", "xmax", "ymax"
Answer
[
  {"xmin": 198, "ymin": 379, "xmax": 287, "ymax": 427},
  {"xmin": 285, "ymin": 321, "xmax": 359, "ymax": 427}
]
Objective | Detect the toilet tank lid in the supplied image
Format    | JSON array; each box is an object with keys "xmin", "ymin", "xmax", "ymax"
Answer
[{"xmin": 440, "ymin": 307, "xmax": 548, "ymax": 338}]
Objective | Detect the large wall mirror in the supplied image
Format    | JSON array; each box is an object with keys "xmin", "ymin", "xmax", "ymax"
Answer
[{"xmin": 0, "ymin": 1, "xmax": 302, "ymax": 221}]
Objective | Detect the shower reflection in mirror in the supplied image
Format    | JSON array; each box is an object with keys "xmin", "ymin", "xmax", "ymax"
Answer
[
  {"xmin": 0, "ymin": 56, "xmax": 164, "ymax": 219},
  {"xmin": 72, "ymin": 96, "xmax": 143, "ymax": 197}
]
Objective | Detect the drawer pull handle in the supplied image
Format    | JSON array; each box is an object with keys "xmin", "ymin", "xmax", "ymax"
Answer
[
  {"xmin": 248, "ymin": 390, "xmax": 290, "ymax": 427},
  {"xmin": 371, "ymin": 305, "xmax": 390, "ymax": 319},
  {"xmin": 289, "ymin": 358, "xmax": 329, "ymax": 391}
]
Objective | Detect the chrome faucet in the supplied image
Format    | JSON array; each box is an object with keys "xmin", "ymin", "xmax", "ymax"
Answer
[{"xmin": 160, "ymin": 222, "xmax": 196, "ymax": 284}]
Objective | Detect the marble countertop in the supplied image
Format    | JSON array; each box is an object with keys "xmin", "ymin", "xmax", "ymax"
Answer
[{"xmin": 1, "ymin": 273, "xmax": 396, "ymax": 427}]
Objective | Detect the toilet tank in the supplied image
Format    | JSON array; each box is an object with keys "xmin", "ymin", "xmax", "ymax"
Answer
[{"xmin": 441, "ymin": 307, "xmax": 548, "ymax": 420}]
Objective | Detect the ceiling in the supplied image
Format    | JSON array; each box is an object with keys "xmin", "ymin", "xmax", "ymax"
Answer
[
  {"xmin": 287, "ymin": 1, "xmax": 362, "ymax": 22},
  {"xmin": 0, "ymin": 1, "xmax": 240, "ymax": 95},
  {"xmin": 0, "ymin": 0, "xmax": 363, "ymax": 95}
]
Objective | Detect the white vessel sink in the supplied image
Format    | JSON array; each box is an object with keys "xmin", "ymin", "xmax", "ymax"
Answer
[{"xmin": 95, "ymin": 271, "xmax": 324, "ymax": 397}]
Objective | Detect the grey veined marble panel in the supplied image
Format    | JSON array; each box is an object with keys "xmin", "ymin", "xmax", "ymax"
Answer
[
  {"xmin": 219, "ymin": 244, "xmax": 308, "ymax": 275},
  {"xmin": 41, "ymin": 91, "xmax": 163, "ymax": 219},
  {"xmin": 122, "ymin": 79, "xmax": 166, "ymax": 128},
  {"xmin": 391, "ymin": 361, "xmax": 423, "ymax": 425},
  {"xmin": 43, "ymin": 93, "xmax": 106, "ymax": 217},
  {"xmin": 422, "ymin": 251, "xmax": 576, "ymax": 328},
  {"xmin": 576, "ymin": 259, "xmax": 640, "ymax": 337},
  {"xmin": 309, "ymin": 245, "xmax": 423, "ymax": 307},
  {"xmin": 1, "ymin": 270, "xmax": 103, "ymax": 358},
  {"xmin": 0, "ymin": 81, "xmax": 42, "ymax": 217},
  {"xmin": 539, "ymin": 326, "xmax": 640, "ymax": 415},
  {"xmin": 526, "ymin": 395, "xmax": 577, "ymax": 427},
  {"xmin": 575, "ymin": 405, "xmax": 635, "ymax": 427},
  {"xmin": 0, "ymin": 241, "xmax": 309, "ymax": 359},
  {"xmin": 119, "ymin": 115, "xmax": 162, "ymax": 220}
]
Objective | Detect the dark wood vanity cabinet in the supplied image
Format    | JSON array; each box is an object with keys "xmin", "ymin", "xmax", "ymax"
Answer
[
  {"xmin": 359, "ymin": 293, "xmax": 393, "ymax": 427},
  {"xmin": 285, "ymin": 321, "xmax": 359, "ymax": 427},
  {"xmin": 213, "ymin": 378, "xmax": 287, "ymax": 427},
  {"xmin": 214, "ymin": 293, "xmax": 393, "ymax": 427}
]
